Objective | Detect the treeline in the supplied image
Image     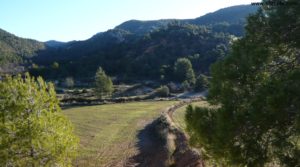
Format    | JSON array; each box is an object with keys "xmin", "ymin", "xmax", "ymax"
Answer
[
  {"xmin": 0, "ymin": 5, "xmax": 257, "ymax": 79},
  {"xmin": 30, "ymin": 23, "xmax": 232, "ymax": 81}
]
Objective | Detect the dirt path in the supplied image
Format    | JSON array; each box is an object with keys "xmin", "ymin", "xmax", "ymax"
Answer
[
  {"xmin": 125, "ymin": 99, "xmax": 205, "ymax": 167},
  {"xmin": 125, "ymin": 119, "xmax": 169, "ymax": 167}
]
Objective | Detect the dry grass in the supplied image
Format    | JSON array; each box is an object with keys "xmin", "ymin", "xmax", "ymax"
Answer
[{"xmin": 63, "ymin": 101, "xmax": 177, "ymax": 166}]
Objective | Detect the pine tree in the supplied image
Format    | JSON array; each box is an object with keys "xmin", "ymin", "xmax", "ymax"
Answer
[
  {"xmin": 94, "ymin": 67, "xmax": 114, "ymax": 99},
  {"xmin": 185, "ymin": 2, "xmax": 300, "ymax": 166},
  {"xmin": 174, "ymin": 58, "xmax": 196, "ymax": 85},
  {"xmin": 194, "ymin": 74, "xmax": 209, "ymax": 92},
  {"xmin": 0, "ymin": 73, "xmax": 78, "ymax": 166}
]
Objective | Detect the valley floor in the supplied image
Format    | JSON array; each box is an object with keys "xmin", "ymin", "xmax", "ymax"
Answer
[{"xmin": 63, "ymin": 101, "xmax": 177, "ymax": 167}]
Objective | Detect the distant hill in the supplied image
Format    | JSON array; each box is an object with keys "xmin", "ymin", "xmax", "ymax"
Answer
[
  {"xmin": 0, "ymin": 5, "xmax": 259, "ymax": 79},
  {"xmin": 32, "ymin": 23, "xmax": 233, "ymax": 79},
  {"xmin": 191, "ymin": 5, "xmax": 258, "ymax": 25},
  {"xmin": 115, "ymin": 19, "xmax": 176, "ymax": 35},
  {"xmin": 115, "ymin": 5, "xmax": 258, "ymax": 36},
  {"xmin": 0, "ymin": 28, "xmax": 45, "ymax": 74},
  {"xmin": 45, "ymin": 40, "xmax": 66, "ymax": 48}
]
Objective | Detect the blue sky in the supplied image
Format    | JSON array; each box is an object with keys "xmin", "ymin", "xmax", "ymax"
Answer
[{"xmin": 0, "ymin": 0, "xmax": 254, "ymax": 42}]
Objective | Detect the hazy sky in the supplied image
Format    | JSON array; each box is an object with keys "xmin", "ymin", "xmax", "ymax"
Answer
[{"xmin": 0, "ymin": 0, "xmax": 255, "ymax": 42}]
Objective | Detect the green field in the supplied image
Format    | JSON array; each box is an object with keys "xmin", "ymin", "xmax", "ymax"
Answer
[
  {"xmin": 63, "ymin": 101, "xmax": 176, "ymax": 166},
  {"xmin": 172, "ymin": 101, "xmax": 211, "ymax": 131}
]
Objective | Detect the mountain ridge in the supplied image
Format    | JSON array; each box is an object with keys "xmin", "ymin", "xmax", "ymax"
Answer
[
  {"xmin": 0, "ymin": 4, "xmax": 258, "ymax": 77},
  {"xmin": 115, "ymin": 5, "xmax": 257, "ymax": 35}
]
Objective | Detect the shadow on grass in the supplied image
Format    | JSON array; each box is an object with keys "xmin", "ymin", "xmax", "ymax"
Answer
[{"xmin": 125, "ymin": 119, "xmax": 169, "ymax": 167}]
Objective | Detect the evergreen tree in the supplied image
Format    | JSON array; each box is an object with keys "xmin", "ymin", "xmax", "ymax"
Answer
[
  {"xmin": 194, "ymin": 74, "xmax": 209, "ymax": 92},
  {"xmin": 186, "ymin": 2, "xmax": 300, "ymax": 166},
  {"xmin": 156, "ymin": 85, "xmax": 170, "ymax": 97},
  {"xmin": 51, "ymin": 61, "xmax": 59, "ymax": 69},
  {"xmin": 0, "ymin": 73, "xmax": 78, "ymax": 166},
  {"xmin": 64, "ymin": 77, "xmax": 74, "ymax": 88},
  {"xmin": 94, "ymin": 67, "xmax": 114, "ymax": 99},
  {"xmin": 174, "ymin": 58, "xmax": 196, "ymax": 85}
]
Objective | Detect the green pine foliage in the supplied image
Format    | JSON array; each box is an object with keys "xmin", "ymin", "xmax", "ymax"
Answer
[
  {"xmin": 194, "ymin": 74, "xmax": 209, "ymax": 92},
  {"xmin": 174, "ymin": 58, "xmax": 196, "ymax": 85},
  {"xmin": 185, "ymin": 1, "xmax": 300, "ymax": 166},
  {"xmin": 0, "ymin": 73, "xmax": 78, "ymax": 166},
  {"xmin": 94, "ymin": 67, "xmax": 114, "ymax": 99}
]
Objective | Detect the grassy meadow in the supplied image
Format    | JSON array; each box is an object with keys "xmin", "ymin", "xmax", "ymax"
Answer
[{"xmin": 63, "ymin": 101, "xmax": 177, "ymax": 166}]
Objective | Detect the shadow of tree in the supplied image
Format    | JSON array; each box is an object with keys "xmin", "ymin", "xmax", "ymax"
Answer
[{"xmin": 125, "ymin": 119, "xmax": 169, "ymax": 167}]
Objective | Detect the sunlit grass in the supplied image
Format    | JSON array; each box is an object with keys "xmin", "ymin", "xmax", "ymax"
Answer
[{"xmin": 63, "ymin": 101, "xmax": 176, "ymax": 166}]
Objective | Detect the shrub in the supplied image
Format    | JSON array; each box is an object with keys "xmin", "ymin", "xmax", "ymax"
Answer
[
  {"xmin": 64, "ymin": 77, "xmax": 74, "ymax": 88},
  {"xmin": 156, "ymin": 85, "xmax": 170, "ymax": 97}
]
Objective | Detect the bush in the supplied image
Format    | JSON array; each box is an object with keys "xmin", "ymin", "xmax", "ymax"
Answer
[
  {"xmin": 156, "ymin": 85, "xmax": 170, "ymax": 97},
  {"xmin": 64, "ymin": 76, "xmax": 74, "ymax": 88}
]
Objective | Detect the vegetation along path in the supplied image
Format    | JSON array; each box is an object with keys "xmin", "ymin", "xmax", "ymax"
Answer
[{"xmin": 126, "ymin": 98, "xmax": 205, "ymax": 167}]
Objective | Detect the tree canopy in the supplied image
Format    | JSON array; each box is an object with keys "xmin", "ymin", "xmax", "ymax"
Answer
[
  {"xmin": 0, "ymin": 73, "xmax": 78, "ymax": 166},
  {"xmin": 174, "ymin": 58, "xmax": 196, "ymax": 85},
  {"xmin": 94, "ymin": 67, "xmax": 114, "ymax": 99},
  {"xmin": 194, "ymin": 74, "xmax": 209, "ymax": 92},
  {"xmin": 185, "ymin": 1, "xmax": 300, "ymax": 166}
]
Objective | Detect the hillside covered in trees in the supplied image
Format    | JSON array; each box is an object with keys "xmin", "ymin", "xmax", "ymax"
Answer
[
  {"xmin": 0, "ymin": 29, "xmax": 45, "ymax": 74},
  {"xmin": 0, "ymin": 5, "xmax": 257, "ymax": 81}
]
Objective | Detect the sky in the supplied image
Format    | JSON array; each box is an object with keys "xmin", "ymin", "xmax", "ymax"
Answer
[{"xmin": 0, "ymin": 0, "xmax": 254, "ymax": 42}]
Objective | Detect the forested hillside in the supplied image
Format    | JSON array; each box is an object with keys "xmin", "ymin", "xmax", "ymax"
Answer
[
  {"xmin": 116, "ymin": 5, "xmax": 258, "ymax": 36},
  {"xmin": 29, "ymin": 5, "xmax": 257, "ymax": 80},
  {"xmin": 32, "ymin": 23, "xmax": 232, "ymax": 79},
  {"xmin": 0, "ymin": 29, "xmax": 45, "ymax": 74},
  {"xmin": 0, "ymin": 5, "xmax": 258, "ymax": 80}
]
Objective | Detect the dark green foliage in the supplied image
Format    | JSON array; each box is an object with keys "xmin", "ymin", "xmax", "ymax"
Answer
[
  {"xmin": 185, "ymin": 1, "xmax": 300, "ymax": 166},
  {"xmin": 33, "ymin": 23, "xmax": 232, "ymax": 80},
  {"xmin": 194, "ymin": 74, "xmax": 209, "ymax": 92},
  {"xmin": 1, "ymin": 5, "xmax": 257, "ymax": 79},
  {"xmin": 174, "ymin": 58, "xmax": 196, "ymax": 85},
  {"xmin": 94, "ymin": 67, "xmax": 114, "ymax": 99},
  {"xmin": 30, "ymin": 5, "xmax": 257, "ymax": 80},
  {"xmin": 191, "ymin": 5, "xmax": 258, "ymax": 25},
  {"xmin": 117, "ymin": 5, "xmax": 258, "ymax": 36},
  {"xmin": 181, "ymin": 80, "xmax": 191, "ymax": 91},
  {"xmin": 155, "ymin": 85, "xmax": 170, "ymax": 97},
  {"xmin": 265, "ymin": 0, "xmax": 300, "ymax": 48},
  {"xmin": 51, "ymin": 61, "xmax": 59, "ymax": 69},
  {"xmin": 185, "ymin": 105, "xmax": 218, "ymax": 151},
  {"xmin": 0, "ymin": 6, "xmax": 258, "ymax": 85},
  {"xmin": 0, "ymin": 73, "xmax": 78, "ymax": 166},
  {"xmin": 115, "ymin": 19, "xmax": 175, "ymax": 35}
]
